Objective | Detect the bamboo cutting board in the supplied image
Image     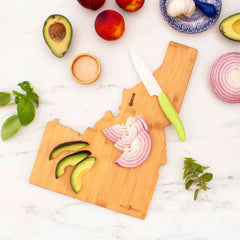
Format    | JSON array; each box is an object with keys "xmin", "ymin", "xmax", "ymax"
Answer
[{"xmin": 30, "ymin": 41, "xmax": 198, "ymax": 219}]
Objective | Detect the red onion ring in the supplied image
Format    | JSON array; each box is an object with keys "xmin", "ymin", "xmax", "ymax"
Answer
[
  {"xmin": 102, "ymin": 115, "xmax": 151, "ymax": 168},
  {"xmin": 114, "ymin": 118, "xmax": 148, "ymax": 152},
  {"xmin": 210, "ymin": 52, "xmax": 240, "ymax": 103},
  {"xmin": 115, "ymin": 129, "xmax": 151, "ymax": 168}
]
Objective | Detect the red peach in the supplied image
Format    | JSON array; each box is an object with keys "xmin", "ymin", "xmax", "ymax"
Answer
[
  {"xmin": 77, "ymin": 0, "xmax": 105, "ymax": 11},
  {"xmin": 94, "ymin": 10, "xmax": 125, "ymax": 41},
  {"xmin": 115, "ymin": 0, "xmax": 145, "ymax": 12}
]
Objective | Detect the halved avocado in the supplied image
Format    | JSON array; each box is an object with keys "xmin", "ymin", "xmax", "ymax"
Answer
[
  {"xmin": 55, "ymin": 150, "xmax": 91, "ymax": 178},
  {"xmin": 219, "ymin": 13, "xmax": 240, "ymax": 41},
  {"xmin": 71, "ymin": 157, "xmax": 96, "ymax": 193},
  {"xmin": 43, "ymin": 14, "xmax": 72, "ymax": 57},
  {"xmin": 49, "ymin": 141, "xmax": 89, "ymax": 160}
]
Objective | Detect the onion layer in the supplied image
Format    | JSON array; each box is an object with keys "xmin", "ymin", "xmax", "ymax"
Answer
[
  {"xmin": 102, "ymin": 115, "xmax": 147, "ymax": 142},
  {"xmin": 114, "ymin": 118, "xmax": 148, "ymax": 152},
  {"xmin": 115, "ymin": 129, "xmax": 151, "ymax": 168},
  {"xmin": 211, "ymin": 52, "xmax": 240, "ymax": 103},
  {"xmin": 102, "ymin": 115, "xmax": 152, "ymax": 168}
]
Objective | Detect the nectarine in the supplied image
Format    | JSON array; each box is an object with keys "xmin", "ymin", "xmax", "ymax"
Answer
[
  {"xmin": 116, "ymin": 0, "xmax": 145, "ymax": 12},
  {"xmin": 94, "ymin": 10, "xmax": 125, "ymax": 41},
  {"xmin": 77, "ymin": 0, "xmax": 105, "ymax": 11}
]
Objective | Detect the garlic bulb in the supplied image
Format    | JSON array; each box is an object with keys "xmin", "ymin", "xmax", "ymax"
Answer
[{"xmin": 167, "ymin": 0, "xmax": 196, "ymax": 17}]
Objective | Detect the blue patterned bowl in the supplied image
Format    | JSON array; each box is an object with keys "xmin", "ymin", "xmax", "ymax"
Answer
[{"xmin": 160, "ymin": 0, "xmax": 222, "ymax": 34}]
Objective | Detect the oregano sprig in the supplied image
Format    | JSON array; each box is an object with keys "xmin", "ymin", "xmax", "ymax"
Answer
[
  {"xmin": 183, "ymin": 157, "xmax": 213, "ymax": 200},
  {"xmin": 0, "ymin": 81, "xmax": 39, "ymax": 141}
]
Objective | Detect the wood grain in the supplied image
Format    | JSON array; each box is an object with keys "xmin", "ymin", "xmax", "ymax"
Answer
[{"xmin": 30, "ymin": 41, "xmax": 198, "ymax": 219}]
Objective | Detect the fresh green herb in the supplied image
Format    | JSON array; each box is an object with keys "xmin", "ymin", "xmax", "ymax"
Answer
[
  {"xmin": 183, "ymin": 157, "xmax": 213, "ymax": 200},
  {"xmin": 0, "ymin": 92, "xmax": 11, "ymax": 106},
  {"xmin": 1, "ymin": 115, "xmax": 21, "ymax": 141},
  {"xmin": 0, "ymin": 81, "xmax": 39, "ymax": 141}
]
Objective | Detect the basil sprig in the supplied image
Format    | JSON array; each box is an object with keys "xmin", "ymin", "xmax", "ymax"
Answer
[
  {"xmin": 0, "ymin": 81, "xmax": 39, "ymax": 141},
  {"xmin": 183, "ymin": 157, "xmax": 213, "ymax": 200}
]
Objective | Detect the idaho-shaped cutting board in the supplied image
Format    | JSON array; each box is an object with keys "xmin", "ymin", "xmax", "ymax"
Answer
[{"xmin": 30, "ymin": 41, "xmax": 198, "ymax": 219}]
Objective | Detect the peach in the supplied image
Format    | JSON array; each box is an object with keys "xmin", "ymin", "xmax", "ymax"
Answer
[
  {"xmin": 77, "ymin": 0, "xmax": 105, "ymax": 10},
  {"xmin": 115, "ymin": 0, "xmax": 145, "ymax": 12},
  {"xmin": 94, "ymin": 10, "xmax": 125, "ymax": 41}
]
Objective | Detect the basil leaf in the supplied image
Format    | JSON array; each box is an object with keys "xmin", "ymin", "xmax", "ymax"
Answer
[
  {"xmin": 18, "ymin": 81, "xmax": 32, "ymax": 93},
  {"xmin": 29, "ymin": 92, "xmax": 39, "ymax": 106},
  {"xmin": 12, "ymin": 90, "xmax": 24, "ymax": 98},
  {"xmin": 17, "ymin": 98, "xmax": 35, "ymax": 125},
  {"xmin": 18, "ymin": 82, "xmax": 27, "ymax": 91},
  {"xmin": 1, "ymin": 115, "xmax": 21, "ymax": 141},
  {"xmin": 15, "ymin": 96, "xmax": 19, "ymax": 104},
  {"xmin": 0, "ymin": 92, "xmax": 11, "ymax": 106}
]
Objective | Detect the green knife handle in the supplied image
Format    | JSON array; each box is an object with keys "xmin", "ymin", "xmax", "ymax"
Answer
[{"xmin": 158, "ymin": 92, "xmax": 186, "ymax": 142}]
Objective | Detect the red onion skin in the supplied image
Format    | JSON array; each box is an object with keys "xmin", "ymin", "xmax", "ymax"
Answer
[{"xmin": 211, "ymin": 52, "xmax": 240, "ymax": 103}]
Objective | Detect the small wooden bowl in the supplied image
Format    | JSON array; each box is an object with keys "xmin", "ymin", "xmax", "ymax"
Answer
[{"xmin": 70, "ymin": 53, "xmax": 101, "ymax": 84}]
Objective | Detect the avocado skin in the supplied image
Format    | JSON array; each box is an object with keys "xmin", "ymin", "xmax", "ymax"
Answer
[
  {"xmin": 43, "ymin": 14, "xmax": 73, "ymax": 58},
  {"xmin": 71, "ymin": 157, "xmax": 96, "ymax": 193},
  {"xmin": 219, "ymin": 13, "xmax": 240, "ymax": 41},
  {"xmin": 49, "ymin": 141, "xmax": 89, "ymax": 160},
  {"xmin": 55, "ymin": 150, "xmax": 91, "ymax": 179}
]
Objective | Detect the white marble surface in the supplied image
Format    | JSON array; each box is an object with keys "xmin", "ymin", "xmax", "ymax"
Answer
[{"xmin": 0, "ymin": 0, "xmax": 240, "ymax": 239}]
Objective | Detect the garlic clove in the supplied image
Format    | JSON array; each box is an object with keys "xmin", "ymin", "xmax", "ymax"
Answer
[
  {"xmin": 184, "ymin": 0, "xmax": 196, "ymax": 17},
  {"xmin": 167, "ymin": 0, "xmax": 196, "ymax": 18}
]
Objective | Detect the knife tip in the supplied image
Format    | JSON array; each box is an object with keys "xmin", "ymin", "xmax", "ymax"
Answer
[{"xmin": 129, "ymin": 48, "xmax": 137, "ymax": 60}]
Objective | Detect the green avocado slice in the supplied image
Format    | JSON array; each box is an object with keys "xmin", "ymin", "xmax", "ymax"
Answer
[
  {"xmin": 71, "ymin": 157, "xmax": 96, "ymax": 193},
  {"xmin": 219, "ymin": 13, "xmax": 240, "ymax": 41},
  {"xmin": 55, "ymin": 150, "xmax": 91, "ymax": 178},
  {"xmin": 49, "ymin": 141, "xmax": 89, "ymax": 160},
  {"xmin": 43, "ymin": 14, "xmax": 72, "ymax": 58}
]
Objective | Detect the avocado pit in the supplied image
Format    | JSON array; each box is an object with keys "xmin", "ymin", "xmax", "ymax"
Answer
[{"xmin": 49, "ymin": 22, "xmax": 66, "ymax": 42}]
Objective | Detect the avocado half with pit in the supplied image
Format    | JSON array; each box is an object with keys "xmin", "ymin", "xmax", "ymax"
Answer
[
  {"xmin": 43, "ymin": 14, "xmax": 72, "ymax": 57},
  {"xmin": 55, "ymin": 150, "xmax": 91, "ymax": 178},
  {"xmin": 49, "ymin": 141, "xmax": 89, "ymax": 160},
  {"xmin": 219, "ymin": 13, "xmax": 240, "ymax": 41},
  {"xmin": 71, "ymin": 157, "xmax": 95, "ymax": 193}
]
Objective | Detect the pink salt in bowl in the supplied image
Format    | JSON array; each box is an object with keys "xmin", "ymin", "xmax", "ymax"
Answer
[{"xmin": 70, "ymin": 53, "xmax": 101, "ymax": 84}]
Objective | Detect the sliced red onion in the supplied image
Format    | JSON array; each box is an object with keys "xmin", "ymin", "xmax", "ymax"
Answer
[
  {"xmin": 102, "ymin": 115, "xmax": 146, "ymax": 142},
  {"xmin": 115, "ymin": 129, "xmax": 151, "ymax": 168},
  {"xmin": 211, "ymin": 52, "xmax": 240, "ymax": 103},
  {"xmin": 114, "ymin": 118, "xmax": 148, "ymax": 151}
]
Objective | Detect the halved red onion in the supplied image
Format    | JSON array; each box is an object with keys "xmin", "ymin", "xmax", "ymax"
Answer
[
  {"xmin": 114, "ymin": 118, "xmax": 148, "ymax": 151},
  {"xmin": 211, "ymin": 52, "xmax": 240, "ymax": 103},
  {"xmin": 102, "ymin": 115, "xmax": 146, "ymax": 142},
  {"xmin": 115, "ymin": 129, "xmax": 151, "ymax": 168}
]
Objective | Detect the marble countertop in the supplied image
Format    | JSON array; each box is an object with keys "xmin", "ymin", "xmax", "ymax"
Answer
[{"xmin": 0, "ymin": 0, "xmax": 240, "ymax": 239}]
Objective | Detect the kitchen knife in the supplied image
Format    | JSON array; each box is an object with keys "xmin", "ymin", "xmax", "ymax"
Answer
[{"xmin": 130, "ymin": 49, "xmax": 186, "ymax": 142}]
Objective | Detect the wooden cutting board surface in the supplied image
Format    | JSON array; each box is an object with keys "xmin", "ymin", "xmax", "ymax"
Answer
[{"xmin": 30, "ymin": 41, "xmax": 198, "ymax": 219}]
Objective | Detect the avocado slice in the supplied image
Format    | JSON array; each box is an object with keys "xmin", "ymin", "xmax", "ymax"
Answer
[
  {"xmin": 43, "ymin": 14, "xmax": 72, "ymax": 57},
  {"xmin": 55, "ymin": 150, "xmax": 91, "ymax": 178},
  {"xmin": 71, "ymin": 157, "xmax": 96, "ymax": 193},
  {"xmin": 49, "ymin": 141, "xmax": 89, "ymax": 160},
  {"xmin": 219, "ymin": 13, "xmax": 240, "ymax": 41}
]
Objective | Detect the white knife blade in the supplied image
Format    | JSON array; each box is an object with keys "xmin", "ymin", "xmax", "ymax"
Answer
[{"xmin": 130, "ymin": 49, "xmax": 162, "ymax": 96}]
